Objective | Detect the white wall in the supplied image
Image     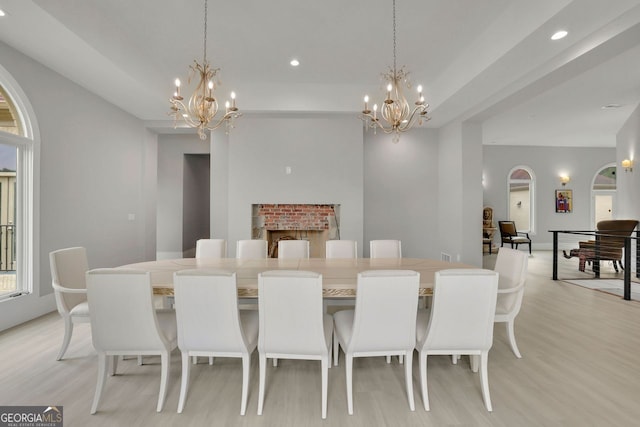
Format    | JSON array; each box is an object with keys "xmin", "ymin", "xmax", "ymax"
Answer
[
  {"xmin": 437, "ymin": 121, "xmax": 483, "ymax": 267},
  {"xmin": 166, "ymin": 115, "xmax": 470, "ymax": 262},
  {"xmin": 0, "ymin": 41, "xmax": 156, "ymax": 331},
  {"xmin": 616, "ymin": 104, "xmax": 640, "ymax": 219},
  {"xmin": 483, "ymin": 145, "xmax": 616, "ymax": 249},
  {"xmin": 364, "ymin": 128, "xmax": 440, "ymax": 258},
  {"xmin": 223, "ymin": 114, "xmax": 364, "ymax": 257}
]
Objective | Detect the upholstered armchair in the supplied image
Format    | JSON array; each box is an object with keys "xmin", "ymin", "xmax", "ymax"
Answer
[
  {"xmin": 573, "ymin": 220, "xmax": 638, "ymax": 272},
  {"xmin": 498, "ymin": 221, "xmax": 531, "ymax": 254}
]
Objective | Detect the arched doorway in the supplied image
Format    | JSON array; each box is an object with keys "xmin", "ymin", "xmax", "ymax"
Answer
[
  {"xmin": 507, "ymin": 166, "xmax": 535, "ymax": 233},
  {"xmin": 591, "ymin": 163, "xmax": 616, "ymax": 229}
]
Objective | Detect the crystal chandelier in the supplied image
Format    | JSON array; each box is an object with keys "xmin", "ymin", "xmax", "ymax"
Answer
[
  {"xmin": 169, "ymin": 0, "xmax": 241, "ymax": 140},
  {"xmin": 360, "ymin": 0, "xmax": 429, "ymax": 143}
]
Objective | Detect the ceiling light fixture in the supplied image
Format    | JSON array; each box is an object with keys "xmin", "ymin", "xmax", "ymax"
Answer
[
  {"xmin": 169, "ymin": 0, "xmax": 241, "ymax": 140},
  {"xmin": 360, "ymin": 0, "xmax": 429, "ymax": 143},
  {"xmin": 551, "ymin": 30, "xmax": 568, "ymax": 40},
  {"xmin": 290, "ymin": 59, "xmax": 300, "ymax": 67},
  {"xmin": 0, "ymin": 9, "xmax": 6, "ymax": 17}
]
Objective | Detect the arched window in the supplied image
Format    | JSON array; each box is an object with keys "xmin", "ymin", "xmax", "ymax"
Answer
[
  {"xmin": 507, "ymin": 166, "xmax": 535, "ymax": 233},
  {"xmin": 0, "ymin": 67, "xmax": 38, "ymax": 300},
  {"xmin": 591, "ymin": 163, "xmax": 616, "ymax": 229}
]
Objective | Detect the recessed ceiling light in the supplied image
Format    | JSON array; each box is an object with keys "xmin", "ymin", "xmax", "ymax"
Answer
[
  {"xmin": 551, "ymin": 30, "xmax": 568, "ymax": 40},
  {"xmin": 0, "ymin": 9, "xmax": 6, "ymax": 17},
  {"xmin": 290, "ymin": 59, "xmax": 300, "ymax": 67}
]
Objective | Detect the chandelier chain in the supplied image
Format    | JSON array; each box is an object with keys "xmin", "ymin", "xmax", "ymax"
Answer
[
  {"xmin": 393, "ymin": 0, "xmax": 397, "ymax": 75},
  {"xmin": 203, "ymin": 0, "xmax": 208, "ymax": 64}
]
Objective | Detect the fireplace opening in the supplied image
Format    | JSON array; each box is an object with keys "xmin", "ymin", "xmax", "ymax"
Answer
[{"xmin": 251, "ymin": 204, "xmax": 340, "ymax": 258}]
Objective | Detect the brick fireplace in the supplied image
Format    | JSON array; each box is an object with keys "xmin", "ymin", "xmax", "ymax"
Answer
[{"xmin": 251, "ymin": 204, "xmax": 340, "ymax": 257}]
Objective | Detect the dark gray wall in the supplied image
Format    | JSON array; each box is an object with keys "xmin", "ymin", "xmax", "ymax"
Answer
[{"xmin": 182, "ymin": 154, "xmax": 210, "ymax": 255}]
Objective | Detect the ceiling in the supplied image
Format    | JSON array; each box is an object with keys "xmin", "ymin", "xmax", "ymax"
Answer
[{"xmin": 0, "ymin": 0, "xmax": 639, "ymax": 147}]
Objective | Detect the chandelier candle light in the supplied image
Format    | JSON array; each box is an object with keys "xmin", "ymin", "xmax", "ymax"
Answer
[
  {"xmin": 169, "ymin": 0, "xmax": 241, "ymax": 140},
  {"xmin": 360, "ymin": 0, "xmax": 429, "ymax": 143}
]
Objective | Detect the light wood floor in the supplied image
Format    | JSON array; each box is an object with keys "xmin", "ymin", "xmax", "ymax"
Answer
[{"xmin": 2, "ymin": 251, "xmax": 640, "ymax": 426}]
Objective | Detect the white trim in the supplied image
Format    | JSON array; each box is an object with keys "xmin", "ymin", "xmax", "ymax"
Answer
[
  {"xmin": 506, "ymin": 165, "xmax": 536, "ymax": 234},
  {"xmin": 590, "ymin": 162, "xmax": 616, "ymax": 228},
  {"xmin": 0, "ymin": 63, "xmax": 40, "ymax": 303}
]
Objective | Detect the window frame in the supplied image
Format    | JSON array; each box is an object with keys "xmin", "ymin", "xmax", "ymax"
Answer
[{"xmin": 0, "ymin": 65, "xmax": 39, "ymax": 300}]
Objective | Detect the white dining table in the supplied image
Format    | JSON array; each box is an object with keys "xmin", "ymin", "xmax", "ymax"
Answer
[{"xmin": 119, "ymin": 257, "xmax": 475, "ymax": 298}]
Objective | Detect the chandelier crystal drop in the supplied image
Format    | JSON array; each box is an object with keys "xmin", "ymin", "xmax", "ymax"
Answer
[
  {"xmin": 360, "ymin": 0, "xmax": 429, "ymax": 143},
  {"xmin": 169, "ymin": 0, "xmax": 241, "ymax": 140}
]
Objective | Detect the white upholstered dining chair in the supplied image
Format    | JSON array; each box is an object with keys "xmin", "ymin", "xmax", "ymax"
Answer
[
  {"xmin": 236, "ymin": 239, "xmax": 268, "ymax": 259},
  {"xmin": 257, "ymin": 270, "xmax": 332, "ymax": 419},
  {"xmin": 493, "ymin": 247, "xmax": 528, "ymax": 358},
  {"xmin": 415, "ymin": 269, "xmax": 498, "ymax": 412},
  {"xmin": 173, "ymin": 270, "xmax": 258, "ymax": 415},
  {"xmin": 86, "ymin": 268, "xmax": 177, "ymax": 414},
  {"xmin": 333, "ymin": 270, "xmax": 420, "ymax": 414},
  {"xmin": 50, "ymin": 247, "xmax": 90, "ymax": 361},
  {"xmin": 368, "ymin": 239, "xmax": 405, "ymax": 363},
  {"xmin": 325, "ymin": 240, "xmax": 358, "ymax": 259},
  {"xmin": 324, "ymin": 240, "xmax": 358, "ymax": 313},
  {"xmin": 277, "ymin": 240, "xmax": 310, "ymax": 259},
  {"xmin": 194, "ymin": 238, "xmax": 227, "ymax": 364},
  {"xmin": 195, "ymin": 238, "xmax": 227, "ymax": 258},
  {"xmin": 369, "ymin": 239, "xmax": 402, "ymax": 258}
]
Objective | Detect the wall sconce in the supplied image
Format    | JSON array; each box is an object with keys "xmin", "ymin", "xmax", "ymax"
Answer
[
  {"xmin": 559, "ymin": 175, "xmax": 570, "ymax": 186},
  {"xmin": 622, "ymin": 159, "xmax": 633, "ymax": 172}
]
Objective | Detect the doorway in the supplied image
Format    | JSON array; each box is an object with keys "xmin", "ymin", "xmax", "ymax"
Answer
[
  {"xmin": 182, "ymin": 154, "xmax": 210, "ymax": 256},
  {"xmin": 591, "ymin": 164, "xmax": 616, "ymax": 229}
]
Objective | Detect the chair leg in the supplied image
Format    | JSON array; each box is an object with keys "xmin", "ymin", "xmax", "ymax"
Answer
[
  {"xmin": 419, "ymin": 352, "xmax": 430, "ymax": 411},
  {"xmin": 386, "ymin": 356, "xmax": 391, "ymax": 364},
  {"xmin": 177, "ymin": 352, "xmax": 191, "ymax": 413},
  {"xmin": 56, "ymin": 316, "xmax": 73, "ymax": 361},
  {"xmin": 346, "ymin": 353, "xmax": 354, "ymax": 415},
  {"xmin": 111, "ymin": 355, "xmax": 118, "ymax": 376},
  {"xmin": 479, "ymin": 351, "xmax": 493, "ymax": 412},
  {"xmin": 321, "ymin": 357, "xmax": 328, "ymax": 419},
  {"xmin": 192, "ymin": 356, "xmax": 198, "ymax": 365},
  {"xmin": 404, "ymin": 351, "xmax": 415, "ymax": 411},
  {"xmin": 157, "ymin": 351, "xmax": 171, "ymax": 412},
  {"xmin": 257, "ymin": 353, "xmax": 266, "ymax": 415},
  {"xmin": 333, "ymin": 330, "xmax": 339, "ymax": 366},
  {"xmin": 506, "ymin": 321, "xmax": 522, "ymax": 358},
  {"xmin": 470, "ymin": 354, "xmax": 479, "ymax": 373},
  {"xmin": 91, "ymin": 352, "xmax": 109, "ymax": 414},
  {"xmin": 240, "ymin": 354, "xmax": 250, "ymax": 416},
  {"xmin": 209, "ymin": 357, "xmax": 214, "ymax": 365}
]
